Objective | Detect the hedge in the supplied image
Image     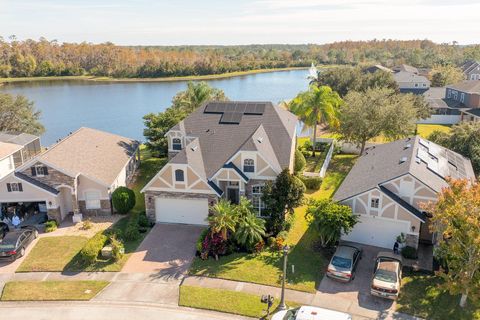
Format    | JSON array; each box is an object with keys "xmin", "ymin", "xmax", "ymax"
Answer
[
  {"xmin": 300, "ymin": 175, "xmax": 322, "ymax": 190},
  {"xmin": 79, "ymin": 232, "xmax": 108, "ymax": 265},
  {"xmin": 124, "ymin": 213, "xmax": 140, "ymax": 241}
]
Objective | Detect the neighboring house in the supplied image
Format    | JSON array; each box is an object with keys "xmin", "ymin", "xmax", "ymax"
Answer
[
  {"xmin": 0, "ymin": 132, "xmax": 41, "ymax": 168},
  {"xmin": 446, "ymin": 81, "xmax": 480, "ymax": 122},
  {"xmin": 0, "ymin": 127, "xmax": 140, "ymax": 223},
  {"xmin": 363, "ymin": 65, "xmax": 393, "ymax": 74},
  {"xmin": 142, "ymin": 101, "xmax": 297, "ymax": 225},
  {"xmin": 418, "ymin": 87, "xmax": 462, "ymax": 125},
  {"xmin": 393, "ymin": 71, "xmax": 430, "ymax": 94},
  {"xmin": 334, "ymin": 136, "xmax": 475, "ymax": 250},
  {"xmin": 0, "ymin": 142, "xmax": 23, "ymax": 180},
  {"xmin": 461, "ymin": 60, "xmax": 480, "ymax": 80},
  {"xmin": 392, "ymin": 64, "xmax": 419, "ymax": 74}
]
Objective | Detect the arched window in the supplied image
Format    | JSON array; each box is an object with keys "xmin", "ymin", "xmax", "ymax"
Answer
[
  {"xmin": 175, "ymin": 169, "xmax": 185, "ymax": 182},
  {"xmin": 243, "ymin": 158, "xmax": 254, "ymax": 172},
  {"xmin": 172, "ymin": 138, "xmax": 182, "ymax": 151}
]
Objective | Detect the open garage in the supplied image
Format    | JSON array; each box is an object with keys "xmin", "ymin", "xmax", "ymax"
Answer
[{"xmin": 154, "ymin": 197, "xmax": 209, "ymax": 225}]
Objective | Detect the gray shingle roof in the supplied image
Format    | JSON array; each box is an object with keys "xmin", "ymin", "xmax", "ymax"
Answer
[
  {"xmin": 168, "ymin": 101, "xmax": 297, "ymax": 179},
  {"xmin": 393, "ymin": 64, "xmax": 419, "ymax": 74},
  {"xmin": 393, "ymin": 71, "xmax": 429, "ymax": 84},
  {"xmin": 0, "ymin": 132, "xmax": 38, "ymax": 146},
  {"xmin": 423, "ymin": 87, "xmax": 464, "ymax": 110},
  {"xmin": 447, "ymin": 81, "xmax": 480, "ymax": 94},
  {"xmin": 334, "ymin": 136, "xmax": 476, "ymax": 201},
  {"xmin": 464, "ymin": 108, "xmax": 480, "ymax": 117}
]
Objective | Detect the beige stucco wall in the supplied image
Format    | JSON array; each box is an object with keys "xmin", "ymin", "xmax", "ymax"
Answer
[
  {"xmin": 0, "ymin": 173, "xmax": 59, "ymax": 208},
  {"xmin": 77, "ymin": 175, "xmax": 109, "ymax": 200}
]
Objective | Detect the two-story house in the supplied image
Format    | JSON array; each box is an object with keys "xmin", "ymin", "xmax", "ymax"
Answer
[
  {"xmin": 0, "ymin": 127, "xmax": 139, "ymax": 223},
  {"xmin": 461, "ymin": 60, "xmax": 480, "ymax": 81},
  {"xmin": 445, "ymin": 81, "xmax": 480, "ymax": 122},
  {"xmin": 393, "ymin": 71, "xmax": 430, "ymax": 94},
  {"xmin": 334, "ymin": 136, "xmax": 475, "ymax": 250},
  {"xmin": 142, "ymin": 101, "xmax": 297, "ymax": 225}
]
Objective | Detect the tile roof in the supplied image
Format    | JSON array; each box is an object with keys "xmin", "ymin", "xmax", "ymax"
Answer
[
  {"xmin": 447, "ymin": 80, "xmax": 480, "ymax": 94},
  {"xmin": 168, "ymin": 101, "xmax": 297, "ymax": 179},
  {"xmin": 35, "ymin": 127, "xmax": 138, "ymax": 186},
  {"xmin": 334, "ymin": 136, "xmax": 476, "ymax": 201},
  {"xmin": 0, "ymin": 142, "xmax": 22, "ymax": 160},
  {"xmin": 0, "ymin": 132, "xmax": 38, "ymax": 146}
]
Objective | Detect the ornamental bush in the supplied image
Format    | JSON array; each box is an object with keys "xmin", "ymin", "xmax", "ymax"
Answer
[
  {"xmin": 112, "ymin": 186, "xmax": 136, "ymax": 214},
  {"xmin": 300, "ymin": 175, "xmax": 322, "ymax": 190},
  {"xmin": 44, "ymin": 220, "xmax": 58, "ymax": 233},
  {"xmin": 80, "ymin": 232, "xmax": 108, "ymax": 265},
  {"xmin": 294, "ymin": 149, "xmax": 306, "ymax": 173},
  {"xmin": 124, "ymin": 213, "xmax": 140, "ymax": 241}
]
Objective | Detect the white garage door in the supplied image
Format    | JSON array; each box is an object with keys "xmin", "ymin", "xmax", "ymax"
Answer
[
  {"xmin": 155, "ymin": 197, "xmax": 209, "ymax": 225},
  {"xmin": 341, "ymin": 215, "xmax": 410, "ymax": 249}
]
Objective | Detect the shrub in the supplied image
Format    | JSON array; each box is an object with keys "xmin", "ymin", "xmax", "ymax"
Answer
[
  {"xmin": 112, "ymin": 186, "xmax": 136, "ymax": 214},
  {"xmin": 109, "ymin": 235, "xmax": 124, "ymax": 262},
  {"xmin": 196, "ymin": 228, "xmax": 210, "ymax": 253},
  {"xmin": 294, "ymin": 149, "xmax": 306, "ymax": 173},
  {"xmin": 124, "ymin": 213, "xmax": 140, "ymax": 241},
  {"xmin": 283, "ymin": 213, "xmax": 295, "ymax": 232},
  {"xmin": 402, "ymin": 246, "xmax": 418, "ymax": 259},
  {"xmin": 302, "ymin": 140, "xmax": 313, "ymax": 151},
  {"xmin": 80, "ymin": 232, "xmax": 108, "ymax": 265},
  {"xmin": 81, "ymin": 219, "xmax": 92, "ymax": 230},
  {"xmin": 253, "ymin": 240, "xmax": 265, "ymax": 253},
  {"xmin": 138, "ymin": 213, "xmax": 150, "ymax": 228},
  {"xmin": 266, "ymin": 236, "xmax": 276, "ymax": 247},
  {"xmin": 44, "ymin": 220, "xmax": 58, "ymax": 233},
  {"xmin": 202, "ymin": 231, "xmax": 227, "ymax": 260},
  {"xmin": 277, "ymin": 230, "xmax": 289, "ymax": 241},
  {"xmin": 300, "ymin": 175, "xmax": 322, "ymax": 190}
]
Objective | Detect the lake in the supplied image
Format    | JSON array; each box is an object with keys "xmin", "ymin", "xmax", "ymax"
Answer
[{"xmin": 0, "ymin": 69, "xmax": 309, "ymax": 146}]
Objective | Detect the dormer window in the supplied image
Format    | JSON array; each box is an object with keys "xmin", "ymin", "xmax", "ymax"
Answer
[
  {"xmin": 371, "ymin": 197, "xmax": 380, "ymax": 209},
  {"xmin": 172, "ymin": 138, "xmax": 182, "ymax": 151},
  {"xmin": 31, "ymin": 165, "xmax": 48, "ymax": 177},
  {"xmin": 175, "ymin": 169, "xmax": 185, "ymax": 182},
  {"xmin": 243, "ymin": 159, "xmax": 254, "ymax": 173}
]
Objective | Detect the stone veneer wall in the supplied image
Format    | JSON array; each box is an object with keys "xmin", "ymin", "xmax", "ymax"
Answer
[
  {"xmin": 78, "ymin": 199, "xmax": 111, "ymax": 217},
  {"xmin": 47, "ymin": 207, "xmax": 62, "ymax": 223},
  {"xmin": 21, "ymin": 162, "xmax": 75, "ymax": 189},
  {"xmin": 244, "ymin": 179, "xmax": 269, "ymax": 199},
  {"xmin": 144, "ymin": 190, "xmax": 217, "ymax": 222},
  {"xmin": 406, "ymin": 233, "xmax": 419, "ymax": 249}
]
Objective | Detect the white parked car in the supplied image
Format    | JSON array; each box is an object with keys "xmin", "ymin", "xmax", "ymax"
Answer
[
  {"xmin": 370, "ymin": 251, "xmax": 403, "ymax": 300},
  {"xmin": 271, "ymin": 306, "xmax": 352, "ymax": 320}
]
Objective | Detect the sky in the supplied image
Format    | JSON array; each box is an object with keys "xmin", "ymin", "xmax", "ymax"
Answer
[{"xmin": 1, "ymin": 0, "xmax": 480, "ymax": 45}]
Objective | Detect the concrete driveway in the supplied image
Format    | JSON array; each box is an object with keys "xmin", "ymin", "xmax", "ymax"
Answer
[
  {"xmin": 317, "ymin": 244, "xmax": 395, "ymax": 317},
  {"xmin": 122, "ymin": 223, "xmax": 204, "ymax": 278}
]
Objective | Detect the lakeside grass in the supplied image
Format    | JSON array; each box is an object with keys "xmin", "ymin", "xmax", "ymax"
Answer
[
  {"xmin": 1, "ymin": 281, "xmax": 109, "ymax": 301},
  {"xmin": 0, "ymin": 67, "xmax": 310, "ymax": 84}
]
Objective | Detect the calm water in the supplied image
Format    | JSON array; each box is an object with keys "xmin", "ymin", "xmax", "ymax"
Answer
[{"xmin": 0, "ymin": 69, "xmax": 309, "ymax": 145}]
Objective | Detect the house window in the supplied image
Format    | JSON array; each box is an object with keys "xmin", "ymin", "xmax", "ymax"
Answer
[
  {"xmin": 422, "ymin": 83, "xmax": 427, "ymax": 87},
  {"xmin": 6, "ymin": 183, "xmax": 23, "ymax": 192},
  {"xmin": 31, "ymin": 165, "xmax": 48, "ymax": 177},
  {"xmin": 414, "ymin": 83, "xmax": 419, "ymax": 87},
  {"xmin": 243, "ymin": 159, "xmax": 255, "ymax": 173},
  {"xmin": 252, "ymin": 185, "xmax": 265, "ymax": 216},
  {"xmin": 370, "ymin": 197, "xmax": 380, "ymax": 209},
  {"xmin": 175, "ymin": 169, "xmax": 185, "ymax": 182},
  {"xmin": 460, "ymin": 93, "xmax": 465, "ymax": 103},
  {"xmin": 447, "ymin": 90, "xmax": 451, "ymax": 98},
  {"xmin": 85, "ymin": 191, "xmax": 101, "ymax": 209},
  {"xmin": 452, "ymin": 91, "xmax": 458, "ymax": 100},
  {"xmin": 172, "ymin": 138, "xmax": 182, "ymax": 151}
]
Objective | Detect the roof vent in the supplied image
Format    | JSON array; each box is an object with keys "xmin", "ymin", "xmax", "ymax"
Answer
[
  {"xmin": 416, "ymin": 157, "xmax": 421, "ymax": 164},
  {"xmin": 399, "ymin": 156, "xmax": 408, "ymax": 164},
  {"xmin": 190, "ymin": 146, "xmax": 198, "ymax": 151},
  {"xmin": 257, "ymin": 137, "xmax": 263, "ymax": 143},
  {"xmin": 405, "ymin": 143, "xmax": 412, "ymax": 149}
]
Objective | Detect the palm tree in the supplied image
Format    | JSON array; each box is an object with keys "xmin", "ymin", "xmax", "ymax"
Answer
[
  {"xmin": 175, "ymin": 81, "xmax": 228, "ymax": 113},
  {"xmin": 235, "ymin": 213, "xmax": 266, "ymax": 250},
  {"xmin": 208, "ymin": 199, "xmax": 237, "ymax": 240},
  {"xmin": 289, "ymin": 85, "xmax": 342, "ymax": 156}
]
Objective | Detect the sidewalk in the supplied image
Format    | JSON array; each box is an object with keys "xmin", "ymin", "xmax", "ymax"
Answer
[{"xmin": 182, "ymin": 276, "xmax": 422, "ymax": 320}]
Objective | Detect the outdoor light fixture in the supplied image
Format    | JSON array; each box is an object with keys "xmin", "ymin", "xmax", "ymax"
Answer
[{"xmin": 411, "ymin": 226, "xmax": 416, "ymax": 232}]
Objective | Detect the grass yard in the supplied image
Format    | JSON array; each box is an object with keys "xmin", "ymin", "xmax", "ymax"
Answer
[
  {"xmin": 189, "ymin": 153, "xmax": 357, "ymax": 293},
  {"xmin": 179, "ymin": 285, "xmax": 298, "ymax": 318},
  {"xmin": 416, "ymin": 124, "xmax": 452, "ymax": 138},
  {"xmin": 304, "ymin": 150, "xmax": 328, "ymax": 173},
  {"xmin": 1, "ymin": 281, "xmax": 109, "ymax": 301},
  {"xmin": 17, "ymin": 236, "xmax": 88, "ymax": 272},
  {"xmin": 396, "ymin": 273, "xmax": 480, "ymax": 320}
]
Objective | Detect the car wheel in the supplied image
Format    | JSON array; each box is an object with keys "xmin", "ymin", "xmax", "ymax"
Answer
[
  {"xmin": 19, "ymin": 247, "xmax": 25, "ymax": 258},
  {"xmin": 33, "ymin": 229, "xmax": 39, "ymax": 239}
]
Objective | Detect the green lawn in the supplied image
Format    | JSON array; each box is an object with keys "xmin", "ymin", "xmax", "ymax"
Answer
[
  {"xmin": 17, "ymin": 236, "xmax": 88, "ymax": 272},
  {"xmin": 189, "ymin": 154, "xmax": 356, "ymax": 293},
  {"xmin": 416, "ymin": 124, "xmax": 452, "ymax": 138},
  {"xmin": 179, "ymin": 285, "xmax": 299, "ymax": 319},
  {"xmin": 396, "ymin": 273, "xmax": 480, "ymax": 320},
  {"xmin": 1, "ymin": 281, "xmax": 109, "ymax": 301}
]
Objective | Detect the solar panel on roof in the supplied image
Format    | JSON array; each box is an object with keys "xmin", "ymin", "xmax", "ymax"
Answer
[
  {"xmin": 244, "ymin": 103, "xmax": 266, "ymax": 115},
  {"xmin": 235, "ymin": 103, "xmax": 247, "ymax": 113},
  {"xmin": 220, "ymin": 112, "xmax": 243, "ymax": 124}
]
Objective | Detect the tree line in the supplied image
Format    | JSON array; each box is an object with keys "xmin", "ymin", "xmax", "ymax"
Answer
[{"xmin": 1, "ymin": 37, "xmax": 480, "ymax": 78}]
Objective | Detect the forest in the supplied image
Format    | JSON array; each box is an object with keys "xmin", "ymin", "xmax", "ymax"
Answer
[{"xmin": 1, "ymin": 37, "xmax": 479, "ymax": 79}]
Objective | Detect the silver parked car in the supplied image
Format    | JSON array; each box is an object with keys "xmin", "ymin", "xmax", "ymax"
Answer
[
  {"xmin": 326, "ymin": 243, "xmax": 362, "ymax": 282},
  {"xmin": 371, "ymin": 252, "xmax": 403, "ymax": 300}
]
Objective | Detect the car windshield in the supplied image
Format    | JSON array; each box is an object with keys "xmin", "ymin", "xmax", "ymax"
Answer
[
  {"xmin": 332, "ymin": 256, "xmax": 352, "ymax": 269},
  {"xmin": 282, "ymin": 307, "xmax": 300, "ymax": 320},
  {"xmin": 0, "ymin": 241, "xmax": 15, "ymax": 250},
  {"xmin": 375, "ymin": 269, "xmax": 397, "ymax": 283}
]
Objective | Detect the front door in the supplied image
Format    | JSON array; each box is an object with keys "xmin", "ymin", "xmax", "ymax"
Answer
[{"xmin": 227, "ymin": 188, "xmax": 239, "ymax": 204}]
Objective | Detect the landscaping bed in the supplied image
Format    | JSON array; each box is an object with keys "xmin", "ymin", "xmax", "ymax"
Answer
[
  {"xmin": 1, "ymin": 281, "xmax": 109, "ymax": 301},
  {"xmin": 179, "ymin": 285, "xmax": 298, "ymax": 318},
  {"xmin": 396, "ymin": 272, "xmax": 480, "ymax": 320}
]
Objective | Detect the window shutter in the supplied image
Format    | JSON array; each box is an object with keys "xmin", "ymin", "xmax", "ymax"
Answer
[
  {"xmin": 18, "ymin": 183, "xmax": 23, "ymax": 192},
  {"xmin": 43, "ymin": 166, "xmax": 49, "ymax": 175},
  {"xmin": 6, "ymin": 183, "xmax": 11, "ymax": 192},
  {"xmin": 31, "ymin": 167, "xmax": 37, "ymax": 176}
]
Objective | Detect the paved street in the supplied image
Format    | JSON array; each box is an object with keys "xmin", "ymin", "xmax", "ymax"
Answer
[{"xmin": 0, "ymin": 301, "xmax": 251, "ymax": 320}]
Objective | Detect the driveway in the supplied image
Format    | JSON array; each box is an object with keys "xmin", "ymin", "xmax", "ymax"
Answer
[
  {"xmin": 122, "ymin": 223, "xmax": 204, "ymax": 278},
  {"xmin": 316, "ymin": 244, "xmax": 395, "ymax": 317}
]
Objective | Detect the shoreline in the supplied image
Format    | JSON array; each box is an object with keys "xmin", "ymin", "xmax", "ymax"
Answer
[{"xmin": 0, "ymin": 67, "xmax": 310, "ymax": 84}]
